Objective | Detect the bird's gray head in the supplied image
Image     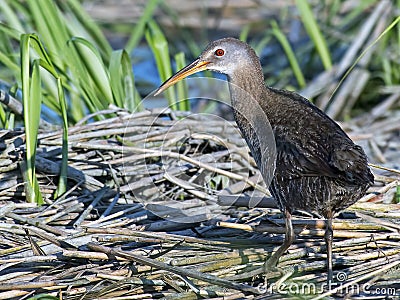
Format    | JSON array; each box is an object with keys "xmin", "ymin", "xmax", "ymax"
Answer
[
  {"xmin": 154, "ymin": 37, "xmax": 263, "ymax": 96},
  {"xmin": 198, "ymin": 37, "xmax": 261, "ymax": 75}
]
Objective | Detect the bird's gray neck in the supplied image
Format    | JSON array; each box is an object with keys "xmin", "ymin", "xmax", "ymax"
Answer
[
  {"xmin": 226, "ymin": 62, "xmax": 266, "ymax": 112},
  {"xmin": 226, "ymin": 64, "xmax": 276, "ymax": 185}
]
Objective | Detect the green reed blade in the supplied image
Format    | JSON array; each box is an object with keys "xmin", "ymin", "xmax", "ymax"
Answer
[
  {"xmin": 67, "ymin": 37, "xmax": 113, "ymax": 109},
  {"xmin": 174, "ymin": 52, "xmax": 190, "ymax": 111},
  {"xmin": 21, "ymin": 33, "xmax": 69, "ymax": 200},
  {"xmin": 295, "ymin": 0, "xmax": 332, "ymax": 70},
  {"xmin": 21, "ymin": 34, "xmax": 43, "ymax": 204},
  {"xmin": 145, "ymin": 20, "xmax": 177, "ymax": 110},
  {"xmin": 65, "ymin": 0, "xmax": 113, "ymax": 59},
  {"xmin": 125, "ymin": 0, "xmax": 160, "ymax": 54},
  {"xmin": 331, "ymin": 16, "xmax": 400, "ymax": 99},
  {"xmin": 109, "ymin": 49, "xmax": 142, "ymax": 112},
  {"xmin": 271, "ymin": 20, "xmax": 306, "ymax": 89}
]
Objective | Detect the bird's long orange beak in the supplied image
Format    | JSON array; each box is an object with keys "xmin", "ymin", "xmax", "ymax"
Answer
[{"xmin": 154, "ymin": 59, "xmax": 210, "ymax": 96}]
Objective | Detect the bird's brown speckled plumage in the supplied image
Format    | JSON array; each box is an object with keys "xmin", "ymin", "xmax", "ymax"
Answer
[
  {"xmin": 216, "ymin": 38, "xmax": 373, "ymax": 218},
  {"xmin": 155, "ymin": 37, "xmax": 374, "ymax": 285},
  {"xmin": 249, "ymin": 87, "xmax": 373, "ymax": 217}
]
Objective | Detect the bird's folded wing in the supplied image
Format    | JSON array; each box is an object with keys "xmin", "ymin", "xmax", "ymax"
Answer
[
  {"xmin": 275, "ymin": 137, "xmax": 338, "ymax": 178},
  {"xmin": 276, "ymin": 136, "xmax": 372, "ymax": 184},
  {"xmin": 329, "ymin": 143, "xmax": 373, "ymax": 183}
]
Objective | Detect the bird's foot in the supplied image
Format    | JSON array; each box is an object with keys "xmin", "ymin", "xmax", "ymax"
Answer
[
  {"xmin": 262, "ymin": 257, "xmax": 279, "ymax": 273},
  {"xmin": 272, "ymin": 266, "xmax": 294, "ymax": 288},
  {"xmin": 262, "ymin": 259, "xmax": 284, "ymax": 284}
]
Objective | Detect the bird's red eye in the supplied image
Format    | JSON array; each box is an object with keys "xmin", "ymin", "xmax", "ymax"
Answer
[{"xmin": 214, "ymin": 49, "xmax": 225, "ymax": 56}]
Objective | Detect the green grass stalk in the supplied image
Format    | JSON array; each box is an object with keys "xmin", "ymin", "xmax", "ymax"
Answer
[
  {"xmin": 174, "ymin": 52, "xmax": 190, "ymax": 111},
  {"xmin": 145, "ymin": 20, "xmax": 177, "ymax": 110},
  {"xmin": 271, "ymin": 20, "xmax": 306, "ymax": 89},
  {"xmin": 295, "ymin": 0, "xmax": 332, "ymax": 70}
]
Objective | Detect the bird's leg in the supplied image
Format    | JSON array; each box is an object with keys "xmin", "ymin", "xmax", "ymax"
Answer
[
  {"xmin": 263, "ymin": 209, "xmax": 294, "ymax": 272},
  {"xmin": 324, "ymin": 215, "xmax": 333, "ymax": 288}
]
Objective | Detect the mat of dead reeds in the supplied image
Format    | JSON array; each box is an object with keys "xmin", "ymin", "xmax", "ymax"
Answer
[{"xmin": 0, "ymin": 107, "xmax": 399, "ymax": 299}]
